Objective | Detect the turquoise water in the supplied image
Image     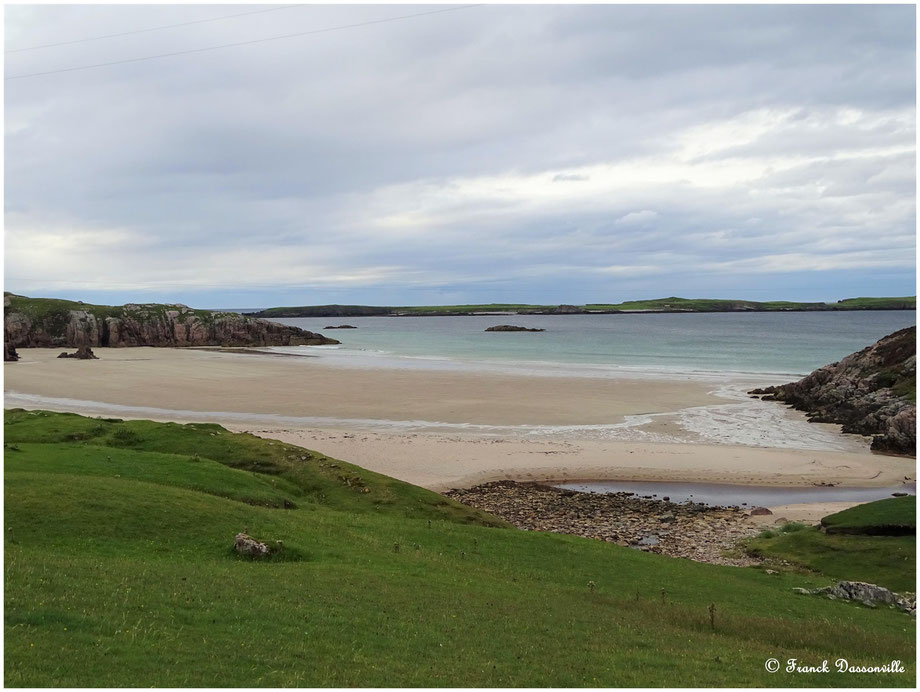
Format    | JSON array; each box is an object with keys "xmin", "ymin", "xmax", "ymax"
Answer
[{"xmin": 273, "ymin": 311, "xmax": 915, "ymax": 378}]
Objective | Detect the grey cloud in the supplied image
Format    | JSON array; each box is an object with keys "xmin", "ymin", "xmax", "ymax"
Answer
[{"xmin": 4, "ymin": 4, "xmax": 916, "ymax": 304}]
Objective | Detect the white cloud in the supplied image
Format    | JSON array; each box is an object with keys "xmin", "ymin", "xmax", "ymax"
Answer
[{"xmin": 615, "ymin": 210, "xmax": 659, "ymax": 226}]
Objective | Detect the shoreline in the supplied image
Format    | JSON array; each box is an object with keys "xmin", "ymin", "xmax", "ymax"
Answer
[{"xmin": 5, "ymin": 346, "xmax": 915, "ymax": 522}]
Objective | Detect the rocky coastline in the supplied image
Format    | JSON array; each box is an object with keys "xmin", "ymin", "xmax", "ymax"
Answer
[
  {"xmin": 4, "ymin": 293, "xmax": 340, "ymax": 351},
  {"xmin": 750, "ymin": 327, "xmax": 916, "ymax": 455},
  {"xmin": 444, "ymin": 481, "xmax": 763, "ymax": 566}
]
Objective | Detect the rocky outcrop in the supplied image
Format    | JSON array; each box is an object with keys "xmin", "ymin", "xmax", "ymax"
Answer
[
  {"xmin": 444, "ymin": 481, "xmax": 761, "ymax": 567},
  {"xmin": 484, "ymin": 325, "xmax": 546, "ymax": 332},
  {"xmin": 57, "ymin": 346, "xmax": 99, "ymax": 360},
  {"xmin": 4, "ymin": 341, "xmax": 19, "ymax": 362},
  {"xmin": 4, "ymin": 294, "xmax": 340, "ymax": 349},
  {"xmin": 794, "ymin": 581, "xmax": 915, "ymax": 614},
  {"xmin": 750, "ymin": 327, "xmax": 916, "ymax": 455}
]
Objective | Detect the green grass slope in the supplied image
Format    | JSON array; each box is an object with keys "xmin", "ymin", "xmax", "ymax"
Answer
[
  {"xmin": 584, "ymin": 297, "xmax": 826, "ymax": 312},
  {"xmin": 4, "ymin": 292, "xmax": 227, "ymax": 327},
  {"xmin": 5, "ymin": 411, "xmax": 915, "ymax": 687},
  {"xmin": 836, "ymin": 297, "xmax": 917, "ymax": 309},
  {"xmin": 745, "ymin": 527, "xmax": 915, "ymax": 594},
  {"xmin": 820, "ymin": 497, "xmax": 916, "ymax": 536}
]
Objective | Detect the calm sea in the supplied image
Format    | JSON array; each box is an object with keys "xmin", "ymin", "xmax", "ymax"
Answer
[{"xmin": 271, "ymin": 311, "xmax": 916, "ymax": 379}]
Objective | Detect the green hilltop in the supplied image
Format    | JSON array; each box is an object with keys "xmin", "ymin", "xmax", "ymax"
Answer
[
  {"xmin": 4, "ymin": 409, "xmax": 914, "ymax": 687},
  {"xmin": 250, "ymin": 296, "xmax": 916, "ymax": 318},
  {"xmin": 3, "ymin": 292, "xmax": 233, "ymax": 324}
]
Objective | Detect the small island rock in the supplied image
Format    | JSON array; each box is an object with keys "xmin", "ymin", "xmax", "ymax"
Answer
[
  {"xmin": 485, "ymin": 325, "xmax": 545, "ymax": 332},
  {"xmin": 57, "ymin": 346, "xmax": 99, "ymax": 360}
]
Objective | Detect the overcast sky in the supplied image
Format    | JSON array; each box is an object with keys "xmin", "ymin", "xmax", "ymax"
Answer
[{"xmin": 4, "ymin": 3, "xmax": 916, "ymax": 308}]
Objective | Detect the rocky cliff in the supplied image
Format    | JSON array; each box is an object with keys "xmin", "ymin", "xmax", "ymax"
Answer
[
  {"xmin": 4, "ymin": 294, "xmax": 340, "ymax": 349},
  {"xmin": 751, "ymin": 327, "xmax": 916, "ymax": 455}
]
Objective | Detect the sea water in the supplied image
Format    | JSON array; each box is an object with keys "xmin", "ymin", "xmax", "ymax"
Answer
[
  {"xmin": 271, "ymin": 310, "xmax": 916, "ymax": 379},
  {"xmin": 256, "ymin": 310, "xmax": 917, "ymax": 451}
]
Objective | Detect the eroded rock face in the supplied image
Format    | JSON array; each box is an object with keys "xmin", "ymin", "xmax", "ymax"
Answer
[
  {"xmin": 4, "ymin": 341, "xmax": 19, "ymax": 362},
  {"xmin": 4, "ymin": 300, "xmax": 340, "ymax": 349},
  {"xmin": 751, "ymin": 327, "xmax": 916, "ymax": 455}
]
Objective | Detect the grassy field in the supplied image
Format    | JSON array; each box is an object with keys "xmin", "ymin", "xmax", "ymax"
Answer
[
  {"xmin": 583, "ymin": 298, "xmax": 827, "ymax": 312},
  {"xmin": 745, "ymin": 521, "xmax": 915, "ymax": 594},
  {"xmin": 3, "ymin": 293, "xmax": 246, "ymax": 348},
  {"xmin": 4, "ymin": 410, "xmax": 915, "ymax": 687},
  {"xmin": 835, "ymin": 297, "xmax": 917, "ymax": 309},
  {"xmin": 4, "ymin": 292, "xmax": 230, "ymax": 325},
  {"xmin": 819, "ymin": 497, "xmax": 916, "ymax": 536}
]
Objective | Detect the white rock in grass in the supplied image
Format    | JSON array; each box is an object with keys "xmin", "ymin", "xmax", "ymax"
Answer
[{"xmin": 234, "ymin": 532, "xmax": 271, "ymax": 558}]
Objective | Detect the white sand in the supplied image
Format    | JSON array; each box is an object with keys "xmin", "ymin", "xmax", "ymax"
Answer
[
  {"xmin": 5, "ymin": 346, "xmax": 914, "ymax": 521},
  {"xmin": 4, "ymin": 347, "xmax": 722, "ymax": 426},
  {"xmin": 232, "ymin": 427, "xmax": 913, "ymax": 494}
]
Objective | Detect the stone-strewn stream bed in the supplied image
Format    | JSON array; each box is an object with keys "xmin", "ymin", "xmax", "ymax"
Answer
[{"xmin": 444, "ymin": 481, "xmax": 763, "ymax": 567}]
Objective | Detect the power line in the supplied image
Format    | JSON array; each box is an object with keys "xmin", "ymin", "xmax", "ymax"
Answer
[
  {"xmin": 5, "ymin": 5, "xmax": 480, "ymax": 81},
  {"xmin": 6, "ymin": 5, "xmax": 306, "ymax": 53}
]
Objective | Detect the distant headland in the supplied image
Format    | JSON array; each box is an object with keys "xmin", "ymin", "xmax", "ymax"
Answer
[{"xmin": 246, "ymin": 296, "xmax": 916, "ymax": 318}]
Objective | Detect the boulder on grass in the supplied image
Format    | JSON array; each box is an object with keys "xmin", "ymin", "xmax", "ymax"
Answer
[{"xmin": 234, "ymin": 532, "xmax": 271, "ymax": 559}]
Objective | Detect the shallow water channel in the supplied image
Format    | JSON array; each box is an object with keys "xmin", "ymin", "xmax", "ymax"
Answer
[{"xmin": 553, "ymin": 480, "xmax": 916, "ymax": 507}]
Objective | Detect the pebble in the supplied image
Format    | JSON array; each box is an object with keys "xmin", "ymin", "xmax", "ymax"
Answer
[{"xmin": 444, "ymin": 481, "xmax": 762, "ymax": 567}]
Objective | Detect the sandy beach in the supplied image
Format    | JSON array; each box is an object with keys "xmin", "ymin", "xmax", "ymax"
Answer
[
  {"xmin": 4, "ymin": 347, "xmax": 915, "ymax": 521},
  {"xmin": 4, "ymin": 346, "xmax": 722, "ymax": 426},
  {"xmin": 227, "ymin": 427, "xmax": 912, "ymax": 492}
]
